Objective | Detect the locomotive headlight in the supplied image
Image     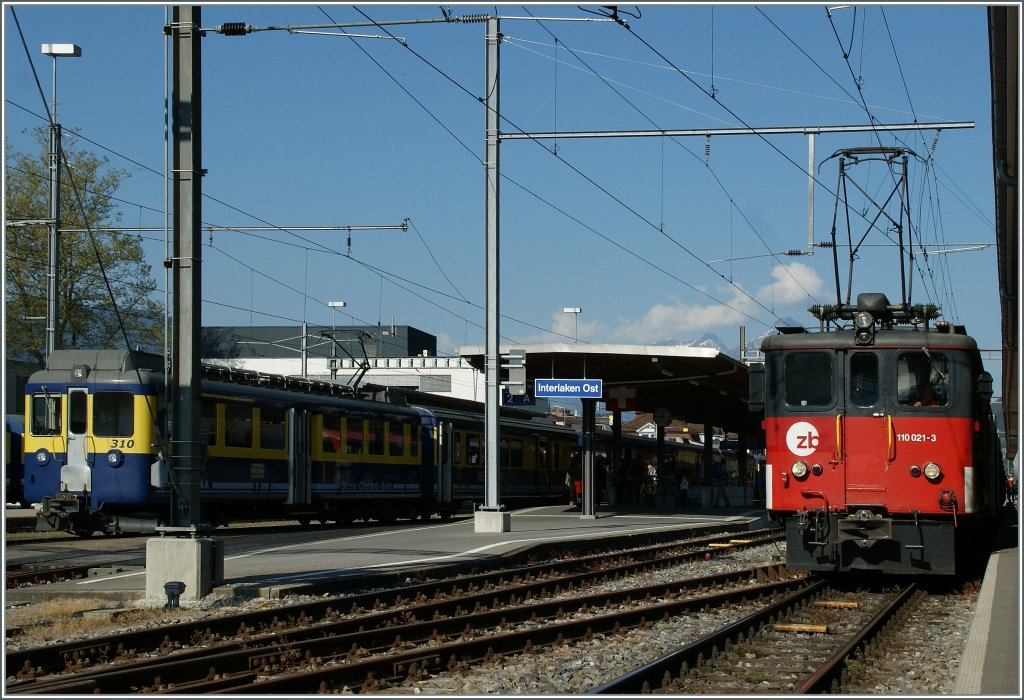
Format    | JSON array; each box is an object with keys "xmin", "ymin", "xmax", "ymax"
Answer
[
  {"xmin": 35, "ymin": 448, "xmax": 51, "ymax": 465},
  {"xmin": 854, "ymin": 311, "xmax": 875, "ymax": 345},
  {"xmin": 106, "ymin": 449, "xmax": 125, "ymax": 467},
  {"xmin": 791, "ymin": 461, "xmax": 808, "ymax": 478},
  {"xmin": 923, "ymin": 462, "xmax": 942, "ymax": 481}
]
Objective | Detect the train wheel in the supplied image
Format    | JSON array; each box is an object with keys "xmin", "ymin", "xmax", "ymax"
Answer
[{"xmin": 297, "ymin": 517, "xmax": 312, "ymax": 527}]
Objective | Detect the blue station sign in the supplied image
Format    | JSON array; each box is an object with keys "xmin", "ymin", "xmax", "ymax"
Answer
[{"xmin": 533, "ymin": 378, "xmax": 603, "ymax": 398}]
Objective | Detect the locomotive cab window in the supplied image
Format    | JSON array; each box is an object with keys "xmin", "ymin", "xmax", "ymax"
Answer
[
  {"xmin": 897, "ymin": 351, "xmax": 948, "ymax": 407},
  {"xmin": 784, "ymin": 352, "xmax": 834, "ymax": 407},
  {"xmin": 69, "ymin": 390, "xmax": 88, "ymax": 434},
  {"xmin": 93, "ymin": 392, "xmax": 134, "ymax": 437},
  {"xmin": 849, "ymin": 353, "xmax": 879, "ymax": 407},
  {"xmin": 30, "ymin": 393, "xmax": 62, "ymax": 436}
]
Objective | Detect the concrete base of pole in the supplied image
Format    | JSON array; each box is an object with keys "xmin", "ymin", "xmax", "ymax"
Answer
[
  {"xmin": 145, "ymin": 536, "xmax": 224, "ymax": 604},
  {"xmin": 474, "ymin": 509, "xmax": 511, "ymax": 533}
]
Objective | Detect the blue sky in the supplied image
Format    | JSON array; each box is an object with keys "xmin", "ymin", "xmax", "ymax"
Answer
[{"xmin": 3, "ymin": 4, "xmax": 1002, "ymax": 387}]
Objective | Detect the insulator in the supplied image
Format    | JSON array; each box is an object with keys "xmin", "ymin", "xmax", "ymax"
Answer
[
  {"xmin": 219, "ymin": 22, "xmax": 249, "ymax": 36},
  {"xmin": 704, "ymin": 136, "xmax": 711, "ymax": 165},
  {"xmin": 458, "ymin": 14, "xmax": 489, "ymax": 23},
  {"xmin": 785, "ymin": 249, "xmax": 802, "ymax": 256}
]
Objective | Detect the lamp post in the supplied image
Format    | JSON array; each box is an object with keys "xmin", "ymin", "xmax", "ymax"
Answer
[
  {"xmin": 563, "ymin": 307, "xmax": 582, "ymax": 344},
  {"xmin": 327, "ymin": 301, "xmax": 346, "ymax": 380},
  {"xmin": 41, "ymin": 43, "xmax": 82, "ymax": 359}
]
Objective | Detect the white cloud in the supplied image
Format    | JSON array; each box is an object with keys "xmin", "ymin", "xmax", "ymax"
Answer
[
  {"xmin": 755, "ymin": 261, "xmax": 826, "ymax": 306},
  {"xmin": 600, "ymin": 262, "xmax": 826, "ymax": 343}
]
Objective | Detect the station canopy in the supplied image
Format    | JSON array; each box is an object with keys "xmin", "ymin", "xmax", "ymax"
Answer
[{"xmin": 456, "ymin": 343, "xmax": 756, "ymax": 435}]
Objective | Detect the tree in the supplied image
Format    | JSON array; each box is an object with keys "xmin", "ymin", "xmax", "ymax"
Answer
[{"xmin": 5, "ymin": 127, "xmax": 163, "ymax": 368}]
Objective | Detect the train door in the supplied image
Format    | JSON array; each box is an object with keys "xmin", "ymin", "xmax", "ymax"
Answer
[
  {"xmin": 62, "ymin": 387, "xmax": 92, "ymax": 493},
  {"xmin": 844, "ymin": 351, "xmax": 889, "ymax": 500},
  {"xmin": 437, "ymin": 420, "xmax": 453, "ymax": 505},
  {"xmin": 285, "ymin": 408, "xmax": 310, "ymax": 505}
]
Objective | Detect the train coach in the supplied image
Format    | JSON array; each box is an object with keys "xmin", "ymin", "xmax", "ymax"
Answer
[
  {"xmin": 21, "ymin": 349, "xmax": 582, "ymax": 536},
  {"xmin": 750, "ymin": 292, "xmax": 1004, "ymax": 575}
]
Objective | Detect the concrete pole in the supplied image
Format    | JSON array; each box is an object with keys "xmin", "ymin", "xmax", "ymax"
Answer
[
  {"xmin": 476, "ymin": 15, "xmax": 509, "ymax": 533},
  {"xmin": 581, "ymin": 398, "xmax": 597, "ymax": 519},
  {"xmin": 46, "ymin": 122, "xmax": 61, "ymax": 358},
  {"xmin": 170, "ymin": 4, "xmax": 203, "ymax": 528}
]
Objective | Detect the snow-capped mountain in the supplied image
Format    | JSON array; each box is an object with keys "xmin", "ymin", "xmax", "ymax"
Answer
[{"xmin": 652, "ymin": 317, "xmax": 804, "ymax": 360}]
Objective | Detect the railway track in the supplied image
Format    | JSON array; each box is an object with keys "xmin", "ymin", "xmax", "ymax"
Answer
[
  {"xmin": 590, "ymin": 582, "xmax": 920, "ymax": 694},
  {"xmin": 5, "ymin": 530, "xmax": 786, "ymax": 694}
]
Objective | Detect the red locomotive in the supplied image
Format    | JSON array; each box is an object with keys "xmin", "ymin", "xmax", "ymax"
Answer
[{"xmin": 751, "ymin": 293, "xmax": 1003, "ymax": 574}]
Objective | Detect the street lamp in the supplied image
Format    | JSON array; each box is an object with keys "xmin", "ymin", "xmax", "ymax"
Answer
[
  {"xmin": 563, "ymin": 307, "xmax": 582, "ymax": 344},
  {"xmin": 327, "ymin": 301, "xmax": 347, "ymax": 380},
  {"xmin": 41, "ymin": 43, "xmax": 82, "ymax": 359},
  {"xmin": 327, "ymin": 300, "xmax": 347, "ymax": 327}
]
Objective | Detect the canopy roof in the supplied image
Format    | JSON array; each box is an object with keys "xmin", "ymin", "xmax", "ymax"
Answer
[{"xmin": 456, "ymin": 343, "xmax": 756, "ymax": 434}]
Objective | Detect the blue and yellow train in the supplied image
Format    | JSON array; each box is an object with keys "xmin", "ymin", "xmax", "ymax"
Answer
[{"xmin": 22, "ymin": 349, "xmax": 585, "ymax": 535}]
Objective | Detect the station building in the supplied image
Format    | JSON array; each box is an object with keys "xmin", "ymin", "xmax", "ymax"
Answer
[{"xmin": 201, "ymin": 324, "xmax": 519, "ymax": 406}]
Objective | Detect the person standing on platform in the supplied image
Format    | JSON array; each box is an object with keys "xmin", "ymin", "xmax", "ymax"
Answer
[
  {"xmin": 713, "ymin": 456, "xmax": 731, "ymax": 507},
  {"xmin": 570, "ymin": 458, "xmax": 583, "ymax": 510}
]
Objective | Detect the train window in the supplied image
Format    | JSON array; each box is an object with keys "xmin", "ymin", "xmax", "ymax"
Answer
[
  {"xmin": 784, "ymin": 352, "xmax": 833, "ymax": 407},
  {"xmin": 849, "ymin": 353, "xmax": 879, "ymax": 407},
  {"xmin": 224, "ymin": 402, "xmax": 253, "ymax": 448},
  {"xmin": 503, "ymin": 438, "xmax": 523, "ymax": 468},
  {"xmin": 259, "ymin": 407, "xmax": 286, "ymax": 450},
  {"xmin": 453, "ymin": 432, "xmax": 463, "ymax": 466},
  {"xmin": 388, "ymin": 422, "xmax": 405, "ymax": 456},
  {"xmin": 897, "ymin": 352, "xmax": 949, "ymax": 407},
  {"xmin": 93, "ymin": 392, "xmax": 134, "ymax": 437},
  {"xmin": 68, "ymin": 391, "xmax": 88, "ymax": 434},
  {"xmin": 467, "ymin": 435, "xmax": 482, "ymax": 465},
  {"xmin": 410, "ymin": 423, "xmax": 419, "ymax": 458},
  {"xmin": 200, "ymin": 399, "xmax": 217, "ymax": 446},
  {"xmin": 538, "ymin": 438, "xmax": 551, "ymax": 469},
  {"xmin": 30, "ymin": 394, "xmax": 61, "ymax": 436},
  {"xmin": 322, "ymin": 414, "xmax": 341, "ymax": 453},
  {"xmin": 367, "ymin": 419, "xmax": 385, "ymax": 455},
  {"xmin": 347, "ymin": 418, "xmax": 365, "ymax": 454}
]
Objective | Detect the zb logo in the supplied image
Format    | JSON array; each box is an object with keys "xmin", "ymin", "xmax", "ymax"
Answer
[{"xmin": 786, "ymin": 421, "xmax": 819, "ymax": 457}]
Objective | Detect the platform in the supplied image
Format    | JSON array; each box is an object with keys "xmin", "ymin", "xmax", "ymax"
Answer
[{"xmin": 5, "ymin": 505, "xmax": 766, "ymax": 604}]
